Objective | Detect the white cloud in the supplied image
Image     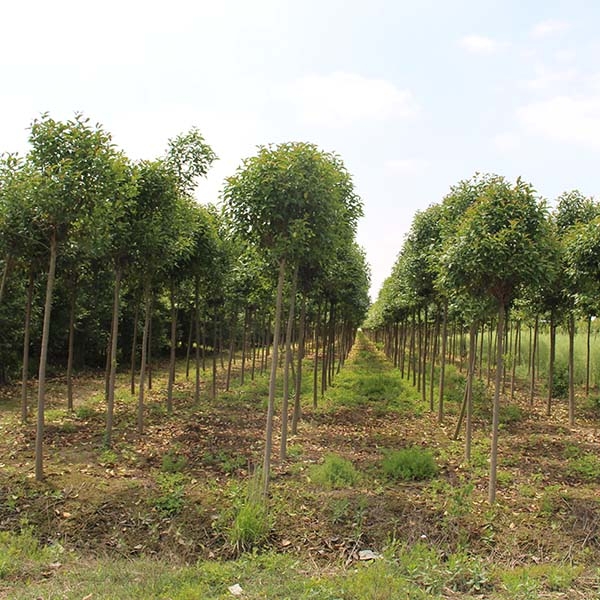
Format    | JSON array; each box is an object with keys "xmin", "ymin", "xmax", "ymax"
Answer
[
  {"xmin": 493, "ymin": 132, "xmax": 521, "ymax": 152},
  {"xmin": 285, "ymin": 72, "xmax": 419, "ymax": 127},
  {"xmin": 530, "ymin": 19, "xmax": 570, "ymax": 38},
  {"xmin": 384, "ymin": 158, "xmax": 429, "ymax": 176},
  {"xmin": 458, "ymin": 35, "xmax": 505, "ymax": 54},
  {"xmin": 526, "ymin": 65, "xmax": 577, "ymax": 90},
  {"xmin": 517, "ymin": 95, "xmax": 600, "ymax": 148}
]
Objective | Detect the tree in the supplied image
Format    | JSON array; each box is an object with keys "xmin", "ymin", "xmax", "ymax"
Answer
[
  {"xmin": 440, "ymin": 175, "xmax": 554, "ymax": 503},
  {"xmin": 224, "ymin": 142, "xmax": 362, "ymax": 496},
  {"xmin": 27, "ymin": 113, "xmax": 118, "ymax": 481}
]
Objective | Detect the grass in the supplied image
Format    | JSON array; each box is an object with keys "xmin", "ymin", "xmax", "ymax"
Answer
[{"xmin": 2, "ymin": 333, "xmax": 600, "ymax": 598}]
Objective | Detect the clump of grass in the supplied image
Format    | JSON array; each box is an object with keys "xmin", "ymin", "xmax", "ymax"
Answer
[
  {"xmin": 75, "ymin": 405, "xmax": 97, "ymax": 420},
  {"xmin": 228, "ymin": 475, "xmax": 271, "ymax": 553},
  {"xmin": 308, "ymin": 454, "xmax": 359, "ymax": 489},
  {"xmin": 382, "ymin": 447, "xmax": 438, "ymax": 481},
  {"xmin": 499, "ymin": 404, "xmax": 523, "ymax": 425}
]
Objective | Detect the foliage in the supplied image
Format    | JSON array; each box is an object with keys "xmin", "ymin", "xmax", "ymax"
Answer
[
  {"xmin": 152, "ymin": 472, "xmax": 187, "ymax": 516},
  {"xmin": 228, "ymin": 476, "xmax": 271, "ymax": 553},
  {"xmin": 382, "ymin": 447, "xmax": 438, "ymax": 481}
]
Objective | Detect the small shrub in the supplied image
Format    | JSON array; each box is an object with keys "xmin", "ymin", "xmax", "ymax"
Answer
[
  {"xmin": 309, "ymin": 454, "xmax": 359, "ymax": 489},
  {"xmin": 382, "ymin": 447, "xmax": 438, "ymax": 481},
  {"xmin": 552, "ymin": 366, "xmax": 569, "ymax": 400}
]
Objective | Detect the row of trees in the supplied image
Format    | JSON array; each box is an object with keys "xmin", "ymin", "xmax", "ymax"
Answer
[
  {"xmin": 365, "ymin": 174, "xmax": 600, "ymax": 503},
  {"xmin": 0, "ymin": 115, "xmax": 370, "ymax": 489}
]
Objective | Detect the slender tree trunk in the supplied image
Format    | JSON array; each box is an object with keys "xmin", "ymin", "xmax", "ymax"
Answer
[
  {"xmin": 568, "ymin": 312, "xmax": 575, "ymax": 426},
  {"xmin": 489, "ymin": 302, "xmax": 506, "ymax": 504},
  {"xmin": 429, "ymin": 309, "xmax": 439, "ymax": 412},
  {"xmin": 166, "ymin": 279, "xmax": 178, "ymax": 414},
  {"xmin": 421, "ymin": 307, "xmax": 428, "ymax": 404},
  {"xmin": 194, "ymin": 280, "xmax": 201, "ymax": 405},
  {"xmin": 105, "ymin": 265, "xmax": 122, "ymax": 448},
  {"xmin": 21, "ymin": 269, "xmax": 35, "ymax": 423},
  {"xmin": 510, "ymin": 320, "xmax": 520, "ymax": 400},
  {"xmin": 280, "ymin": 266, "xmax": 298, "ymax": 461},
  {"xmin": 66, "ymin": 282, "xmax": 78, "ymax": 411},
  {"xmin": 529, "ymin": 315, "xmax": 539, "ymax": 406},
  {"xmin": 147, "ymin": 306, "xmax": 153, "ymax": 390},
  {"xmin": 547, "ymin": 310, "xmax": 556, "ymax": 417},
  {"xmin": 438, "ymin": 301, "xmax": 448, "ymax": 423},
  {"xmin": 585, "ymin": 315, "xmax": 591, "ymax": 396},
  {"xmin": 465, "ymin": 321, "xmax": 477, "ymax": 462},
  {"xmin": 185, "ymin": 308, "xmax": 193, "ymax": 380},
  {"xmin": 35, "ymin": 230, "xmax": 58, "ymax": 482},
  {"xmin": 313, "ymin": 305, "xmax": 320, "ymax": 408},
  {"xmin": 226, "ymin": 314, "xmax": 237, "ymax": 392},
  {"xmin": 240, "ymin": 307, "xmax": 249, "ymax": 385},
  {"xmin": 212, "ymin": 311, "xmax": 218, "ymax": 399},
  {"xmin": 137, "ymin": 286, "xmax": 152, "ymax": 435},
  {"xmin": 130, "ymin": 300, "xmax": 139, "ymax": 395},
  {"xmin": 292, "ymin": 294, "xmax": 306, "ymax": 435},
  {"xmin": 263, "ymin": 257, "xmax": 286, "ymax": 496}
]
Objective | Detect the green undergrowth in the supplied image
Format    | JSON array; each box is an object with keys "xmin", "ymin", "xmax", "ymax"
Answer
[{"xmin": 325, "ymin": 335, "xmax": 420, "ymax": 411}]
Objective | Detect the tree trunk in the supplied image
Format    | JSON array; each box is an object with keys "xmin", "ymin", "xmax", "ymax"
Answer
[
  {"xmin": 489, "ymin": 301, "xmax": 506, "ymax": 504},
  {"xmin": 313, "ymin": 305, "xmax": 320, "ymax": 409},
  {"xmin": 130, "ymin": 300, "xmax": 139, "ymax": 395},
  {"xmin": 280, "ymin": 265, "xmax": 298, "ymax": 461},
  {"xmin": 568, "ymin": 312, "xmax": 575, "ymax": 426},
  {"xmin": 185, "ymin": 307, "xmax": 193, "ymax": 380},
  {"xmin": 137, "ymin": 286, "xmax": 152, "ymax": 435},
  {"xmin": 194, "ymin": 279, "xmax": 201, "ymax": 405},
  {"xmin": 225, "ymin": 313, "xmax": 237, "ymax": 392},
  {"xmin": 263, "ymin": 257, "xmax": 286, "ymax": 496},
  {"xmin": 429, "ymin": 309, "xmax": 439, "ymax": 412},
  {"xmin": 105, "ymin": 265, "xmax": 122, "ymax": 448},
  {"xmin": 547, "ymin": 310, "xmax": 556, "ymax": 417},
  {"xmin": 510, "ymin": 320, "xmax": 520, "ymax": 400},
  {"xmin": 438, "ymin": 301, "xmax": 448, "ymax": 423},
  {"xmin": 585, "ymin": 315, "xmax": 591, "ymax": 396},
  {"xmin": 66, "ymin": 282, "xmax": 78, "ymax": 411},
  {"xmin": 212, "ymin": 311, "xmax": 218, "ymax": 399},
  {"xmin": 166, "ymin": 279, "xmax": 178, "ymax": 413},
  {"xmin": 529, "ymin": 315, "xmax": 539, "ymax": 406},
  {"xmin": 21, "ymin": 269, "xmax": 35, "ymax": 423},
  {"xmin": 292, "ymin": 294, "xmax": 306, "ymax": 435},
  {"xmin": 35, "ymin": 230, "xmax": 58, "ymax": 482},
  {"xmin": 240, "ymin": 307, "xmax": 249, "ymax": 386}
]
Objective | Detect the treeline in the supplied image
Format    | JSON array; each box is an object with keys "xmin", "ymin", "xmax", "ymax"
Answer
[
  {"xmin": 0, "ymin": 114, "xmax": 370, "ymax": 486},
  {"xmin": 365, "ymin": 174, "xmax": 600, "ymax": 502}
]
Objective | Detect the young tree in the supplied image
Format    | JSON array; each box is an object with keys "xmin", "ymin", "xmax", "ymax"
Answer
[
  {"xmin": 27, "ymin": 113, "xmax": 118, "ymax": 481},
  {"xmin": 224, "ymin": 142, "xmax": 362, "ymax": 495},
  {"xmin": 440, "ymin": 176, "xmax": 554, "ymax": 503}
]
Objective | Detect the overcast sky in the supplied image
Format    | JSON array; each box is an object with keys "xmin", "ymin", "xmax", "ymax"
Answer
[{"xmin": 2, "ymin": 0, "xmax": 599, "ymax": 298}]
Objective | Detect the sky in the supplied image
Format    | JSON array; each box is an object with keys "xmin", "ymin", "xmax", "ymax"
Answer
[{"xmin": 2, "ymin": 0, "xmax": 600, "ymax": 299}]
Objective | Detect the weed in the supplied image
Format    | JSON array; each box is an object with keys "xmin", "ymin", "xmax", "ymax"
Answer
[
  {"xmin": 308, "ymin": 454, "xmax": 359, "ymax": 489},
  {"xmin": 496, "ymin": 470, "xmax": 514, "ymax": 487},
  {"xmin": 152, "ymin": 472, "xmax": 186, "ymax": 516},
  {"xmin": 568, "ymin": 453, "xmax": 600, "ymax": 482},
  {"xmin": 99, "ymin": 449, "xmax": 118, "ymax": 466},
  {"xmin": 75, "ymin": 405, "xmax": 97, "ymax": 419},
  {"xmin": 382, "ymin": 447, "xmax": 438, "ymax": 481},
  {"xmin": 552, "ymin": 366, "xmax": 569, "ymax": 399},
  {"xmin": 499, "ymin": 404, "xmax": 523, "ymax": 425},
  {"xmin": 161, "ymin": 450, "xmax": 188, "ymax": 474}
]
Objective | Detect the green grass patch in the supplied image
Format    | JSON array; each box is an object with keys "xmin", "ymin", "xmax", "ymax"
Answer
[
  {"xmin": 382, "ymin": 447, "xmax": 438, "ymax": 481},
  {"xmin": 309, "ymin": 454, "xmax": 360, "ymax": 489}
]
